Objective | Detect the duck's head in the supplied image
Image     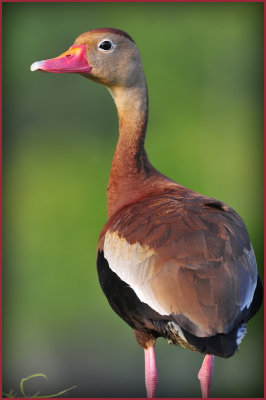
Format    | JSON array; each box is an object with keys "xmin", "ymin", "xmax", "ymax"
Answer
[{"xmin": 30, "ymin": 28, "xmax": 144, "ymax": 89}]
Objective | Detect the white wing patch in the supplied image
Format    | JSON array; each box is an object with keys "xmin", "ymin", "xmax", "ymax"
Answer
[
  {"xmin": 236, "ymin": 324, "xmax": 247, "ymax": 346},
  {"xmin": 240, "ymin": 246, "xmax": 257, "ymax": 311},
  {"xmin": 103, "ymin": 231, "xmax": 258, "ymax": 335},
  {"xmin": 103, "ymin": 230, "xmax": 169, "ymax": 316}
]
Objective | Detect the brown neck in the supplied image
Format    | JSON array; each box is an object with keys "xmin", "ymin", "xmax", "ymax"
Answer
[{"xmin": 106, "ymin": 78, "xmax": 158, "ymax": 217}]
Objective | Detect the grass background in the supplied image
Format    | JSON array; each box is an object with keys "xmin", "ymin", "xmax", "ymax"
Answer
[{"xmin": 3, "ymin": 2, "xmax": 263, "ymax": 398}]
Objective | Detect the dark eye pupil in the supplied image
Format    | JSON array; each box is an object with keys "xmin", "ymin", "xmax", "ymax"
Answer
[{"xmin": 99, "ymin": 41, "xmax": 112, "ymax": 51}]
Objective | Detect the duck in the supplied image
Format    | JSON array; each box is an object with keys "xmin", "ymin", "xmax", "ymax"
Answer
[{"xmin": 31, "ymin": 28, "xmax": 263, "ymax": 398}]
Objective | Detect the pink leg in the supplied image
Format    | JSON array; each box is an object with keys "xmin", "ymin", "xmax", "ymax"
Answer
[
  {"xmin": 198, "ymin": 354, "xmax": 215, "ymax": 398},
  {"xmin": 144, "ymin": 346, "xmax": 159, "ymax": 398}
]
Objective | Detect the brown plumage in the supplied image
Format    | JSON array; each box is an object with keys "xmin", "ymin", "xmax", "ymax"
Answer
[
  {"xmin": 31, "ymin": 27, "xmax": 262, "ymax": 398},
  {"xmin": 99, "ymin": 185, "xmax": 257, "ymax": 339}
]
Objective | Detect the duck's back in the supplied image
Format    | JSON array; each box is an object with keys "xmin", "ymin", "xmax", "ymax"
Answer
[{"xmin": 97, "ymin": 185, "xmax": 262, "ymax": 357}]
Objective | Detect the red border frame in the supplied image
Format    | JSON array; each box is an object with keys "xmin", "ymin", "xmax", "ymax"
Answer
[{"xmin": 1, "ymin": 1, "xmax": 265, "ymax": 399}]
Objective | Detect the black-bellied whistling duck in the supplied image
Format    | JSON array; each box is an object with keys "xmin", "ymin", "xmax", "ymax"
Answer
[{"xmin": 31, "ymin": 28, "xmax": 263, "ymax": 398}]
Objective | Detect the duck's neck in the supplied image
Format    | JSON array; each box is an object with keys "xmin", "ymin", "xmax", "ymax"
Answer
[{"xmin": 107, "ymin": 76, "xmax": 158, "ymax": 217}]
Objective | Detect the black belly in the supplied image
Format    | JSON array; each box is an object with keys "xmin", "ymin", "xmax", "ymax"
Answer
[{"xmin": 96, "ymin": 250, "xmax": 263, "ymax": 358}]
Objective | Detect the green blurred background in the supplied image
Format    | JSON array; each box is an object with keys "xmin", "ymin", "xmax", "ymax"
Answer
[{"xmin": 3, "ymin": 2, "xmax": 263, "ymax": 398}]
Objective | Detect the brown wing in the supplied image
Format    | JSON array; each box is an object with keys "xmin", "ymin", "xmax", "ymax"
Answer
[{"xmin": 99, "ymin": 186, "xmax": 258, "ymax": 337}]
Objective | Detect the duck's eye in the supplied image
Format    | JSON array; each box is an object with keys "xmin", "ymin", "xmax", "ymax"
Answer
[{"xmin": 99, "ymin": 41, "xmax": 112, "ymax": 51}]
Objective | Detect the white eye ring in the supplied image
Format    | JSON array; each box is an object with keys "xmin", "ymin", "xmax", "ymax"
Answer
[{"xmin": 98, "ymin": 39, "xmax": 114, "ymax": 52}]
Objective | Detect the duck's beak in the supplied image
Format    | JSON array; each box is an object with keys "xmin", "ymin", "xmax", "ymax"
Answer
[{"xmin": 30, "ymin": 44, "xmax": 91, "ymax": 74}]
